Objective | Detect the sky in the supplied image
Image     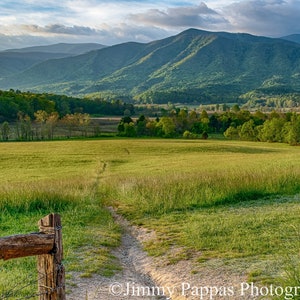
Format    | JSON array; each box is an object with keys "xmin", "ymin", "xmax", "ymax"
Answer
[{"xmin": 0, "ymin": 0, "xmax": 300, "ymax": 50}]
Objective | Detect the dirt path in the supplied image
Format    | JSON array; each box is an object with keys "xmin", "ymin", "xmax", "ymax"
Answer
[
  {"xmin": 67, "ymin": 208, "xmax": 168, "ymax": 300},
  {"xmin": 67, "ymin": 208, "xmax": 252, "ymax": 300}
]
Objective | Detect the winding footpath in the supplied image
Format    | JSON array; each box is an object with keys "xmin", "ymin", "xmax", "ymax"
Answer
[{"xmin": 68, "ymin": 208, "xmax": 251, "ymax": 300}]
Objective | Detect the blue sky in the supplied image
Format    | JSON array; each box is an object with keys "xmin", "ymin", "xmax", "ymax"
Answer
[{"xmin": 0, "ymin": 0, "xmax": 299, "ymax": 50}]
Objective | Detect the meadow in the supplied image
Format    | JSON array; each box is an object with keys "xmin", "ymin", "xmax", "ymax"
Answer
[{"xmin": 0, "ymin": 138, "xmax": 300, "ymax": 298}]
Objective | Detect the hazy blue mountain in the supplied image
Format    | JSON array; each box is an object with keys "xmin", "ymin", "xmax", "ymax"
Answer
[
  {"xmin": 0, "ymin": 43, "xmax": 106, "ymax": 78},
  {"xmin": 5, "ymin": 43, "xmax": 106, "ymax": 55},
  {"xmin": 281, "ymin": 34, "xmax": 300, "ymax": 44},
  {"xmin": 1, "ymin": 29, "xmax": 300, "ymax": 103},
  {"xmin": 0, "ymin": 51, "xmax": 73, "ymax": 77}
]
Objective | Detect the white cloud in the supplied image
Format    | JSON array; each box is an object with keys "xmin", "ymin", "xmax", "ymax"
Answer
[
  {"xmin": 20, "ymin": 24, "xmax": 99, "ymax": 36},
  {"xmin": 222, "ymin": 0, "xmax": 300, "ymax": 37},
  {"xmin": 129, "ymin": 2, "xmax": 228, "ymax": 30},
  {"xmin": 0, "ymin": 0, "xmax": 299, "ymax": 49}
]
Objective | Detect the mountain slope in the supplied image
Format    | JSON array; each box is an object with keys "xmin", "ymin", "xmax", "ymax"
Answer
[
  {"xmin": 0, "ymin": 51, "xmax": 83, "ymax": 78},
  {"xmin": 0, "ymin": 43, "xmax": 106, "ymax": 78},
  {"xmin": 1, "ymin": 29, "xmax": 300, "ymax": 103},
  {"xmin": 0, "ymin": 42, "xmax": 146, "ymax": 88}
]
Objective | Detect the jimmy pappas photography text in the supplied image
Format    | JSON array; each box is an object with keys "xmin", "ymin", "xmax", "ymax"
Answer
[{"xmin": 109, "ymin": 281, "xmax": 300, "ymax": 299}]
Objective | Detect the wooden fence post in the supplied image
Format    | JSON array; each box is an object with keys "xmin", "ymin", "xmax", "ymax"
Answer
[{"xmin": 37, "ymin": 213, "xmax": 65, "ymax": 300}]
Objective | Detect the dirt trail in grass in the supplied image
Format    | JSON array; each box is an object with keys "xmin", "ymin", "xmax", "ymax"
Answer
[{"xmin": 68, "ymin": 208, "xmax": 252, "ymax": 300}]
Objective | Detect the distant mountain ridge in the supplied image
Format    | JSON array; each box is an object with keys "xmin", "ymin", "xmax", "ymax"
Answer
[
  {"xmin": 1, "ymin": 29, "xmax": 300, "ymax": 104},
  {"xmin": 280, "ymin": 34, "xmax": 300, "ymax": 44},
  {"xmin": 0, "ymin": 43, "xmax": 106, "ymax": 78},
  {"xmin": 4, "ymin": 43, "xmax": 106, "ymax": 55}
]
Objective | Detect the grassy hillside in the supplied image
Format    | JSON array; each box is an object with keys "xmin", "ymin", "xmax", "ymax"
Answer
[
  {"xmin": 0, "ymin": 139, "xmax": 300, "ymax": 297},
  {"xmin": 1, "ymin": 29, "xmax": 300, "ymax": 103}
]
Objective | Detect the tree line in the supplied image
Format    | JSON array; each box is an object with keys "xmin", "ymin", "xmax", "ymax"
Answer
[
  {"xmin": 0, "ymin": 89, "xmax": 134, "ymax": 122},
  {"xmin": 0, "ymin": 110, "xmax": 99, "ymax": 141},
  {"xmin": 1, "ymin": 89, "xmax": 299, "ymax": 144},
  {"xmin": 117, "ymin": 106, "xmax": 300, "ymax": 145}
]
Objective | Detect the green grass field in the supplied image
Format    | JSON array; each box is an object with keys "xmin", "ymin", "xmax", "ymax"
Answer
[{"xmin": 0, "ymin": 138, "xmax": 300, "ymax": 298}]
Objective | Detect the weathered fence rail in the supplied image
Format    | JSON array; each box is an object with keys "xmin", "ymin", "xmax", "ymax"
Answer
[{"xmin": 0, "ymin": 213, "xmax": 66, "ymax": 300}]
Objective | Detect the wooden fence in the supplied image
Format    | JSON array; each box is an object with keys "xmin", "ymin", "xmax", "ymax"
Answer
[{"xmin": 0, "ymin": 213, "xmax": 65, "ymax": 300}]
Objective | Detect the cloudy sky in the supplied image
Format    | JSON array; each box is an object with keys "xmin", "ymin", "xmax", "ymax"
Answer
[{"xmin": 0, "ymin": 0, "xmax": 299, "ymax": 50}]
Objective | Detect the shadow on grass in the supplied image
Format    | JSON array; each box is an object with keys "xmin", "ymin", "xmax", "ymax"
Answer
[{"xmin": 1, "ymin": 194, "xmax": 76, "ymax": 215}]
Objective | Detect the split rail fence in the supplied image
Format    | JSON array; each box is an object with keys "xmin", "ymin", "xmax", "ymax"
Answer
[{"xmin": 0, "ymin": 213, "xmax": 65, "ymax": 300}]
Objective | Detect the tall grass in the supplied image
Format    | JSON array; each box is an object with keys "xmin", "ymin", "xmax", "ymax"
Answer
[
  {"xmin": 1, "ymin": 139, "xmax": 300, "ymax": 297},
  {"xmin": 0, "ymin": 141, "xmax": 121, "ymax": 298},
  {"xmin": 98, "ymin": 139, "xmax": 300, "ymax": 284},
  {"xmin": 104, "ymin": 149, "xmax": 300, "ymax": 217}
]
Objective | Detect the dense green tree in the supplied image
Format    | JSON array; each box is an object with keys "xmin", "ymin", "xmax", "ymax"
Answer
[
  {"xmin": 136, "ymin": 115, "xmax": 147, "ymax": 136},
  {"xmin": 239, "ymin": 119, "xmax": 256, "ymax": 141},
  {"xmin": 118, "ymin": 116, "xmax": 134, "ymax": 135},
  {"xmin": 123, "ymin": 122, "xmax": 136, "ymax": 137},
  {"xmin": 224, "ymin": 126, "xmax": 239, "ymax": 140},
  {"xmin": 209, "ymin": 114, "xmax": 221, "ymax": 133},
  {"xmin": 174, "ymin": 109, "xmax": 189, "ymax": 134},
  {"xmin": 145, "ymin": 120, "xmax": 157, "ymax": 136},
  {"xmin": 252, "ymin": 110, "xmax": 267, "ymax": 126},
  {"xmin": 282, "ymin": 114, "xmax": 300, "ymax": 145},
  {"xmin": 219, "ymin": 114, "xmax": 232, "ymax": 132},
  {"xmin": 198, "ymin": 110, "xmax": 210, "ymax": 132},
  {"xmin": 188, "ymin": 110, "xmax": 198, "ymax": 128},
  {"xmin": 156, "ymin": 117, "xmax": 176, "ymax": 137},
  {"xmin": 200, "ymin": 109, "xmax": 209, "ymax": 120},
  {"xmin": 236, "ymin": 110, "xmax": 251, "ymax": 125},
  {"xmin": 257, "ymin": 118, "xmax": 285, "ymax": 142}
]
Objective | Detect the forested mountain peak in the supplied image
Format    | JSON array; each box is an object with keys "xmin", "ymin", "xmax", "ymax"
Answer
[{"xmin": 1, "ymin": 29, "xmax": 300, "ymax": 104}]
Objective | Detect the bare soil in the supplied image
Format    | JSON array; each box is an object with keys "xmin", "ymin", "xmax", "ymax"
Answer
[{"xmin": 67, "ymin": 208, "xmax": 253, "ymax": 300}]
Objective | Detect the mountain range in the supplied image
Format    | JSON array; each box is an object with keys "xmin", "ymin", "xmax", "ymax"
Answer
[
  {"xmin": 1, "ymin": 29, "xmax": 300, "ymax": 104},
  {"xmin": 0, "ymin": 43, "xmax": 106, "ymax": 78}
]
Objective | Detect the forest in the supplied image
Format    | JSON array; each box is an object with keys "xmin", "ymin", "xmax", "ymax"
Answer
[
  {"xmin": 0, "ymin": 89, "xmax": 134, "ymax": 122},
  {"xmin": 1, "ymin": 89, "xmax": 300, "ymax": 145},
  {"xmin": 118, "ymin": 107, "xmax": 300, "ymax": 145}
]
